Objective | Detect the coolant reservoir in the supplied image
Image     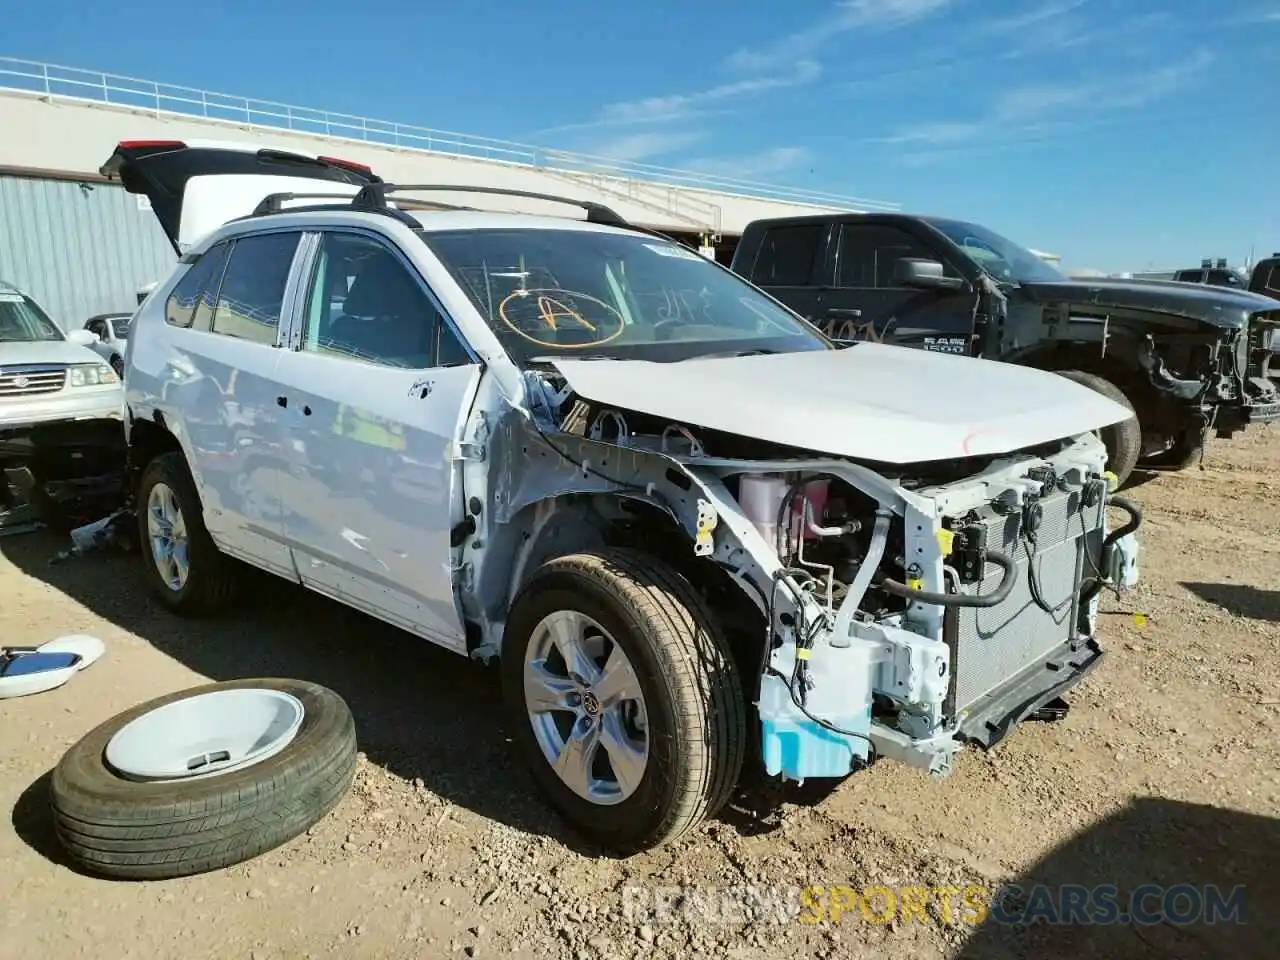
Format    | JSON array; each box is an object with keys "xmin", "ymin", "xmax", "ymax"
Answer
[
  {"xmin": 738, "ymin": 476, "xmax": 832, "ymax": 550},
  {"xmin": 738, "ymin": 474, "xmax": 787, "ymax": 548}
]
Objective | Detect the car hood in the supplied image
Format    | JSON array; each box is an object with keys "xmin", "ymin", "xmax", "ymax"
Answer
[
  {"xmin": 550, "ymin": 343, "xmax": 1132, "ymax": 465},
  {"xmin": 1020, "ymin": 277, "xmax": 1280, "ymax": 329},
  {"xmin": 0, "ymin": 340, "xmax": 103, "ymax": 367}
]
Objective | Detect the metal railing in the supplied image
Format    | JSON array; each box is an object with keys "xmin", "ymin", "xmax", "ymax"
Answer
[{"xmin": 0, "ymin": 56, "xmax": 900, "ymax": 218}]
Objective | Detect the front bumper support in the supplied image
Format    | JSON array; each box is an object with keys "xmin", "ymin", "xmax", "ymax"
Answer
[{"xmin": 957, "ymin": 636, "xmax": 1105, "ymax": 748}]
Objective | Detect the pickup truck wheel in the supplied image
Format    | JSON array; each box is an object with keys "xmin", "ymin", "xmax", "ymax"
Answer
[
  {"xmin": 1138, "ymin": 431, "xmax": 1204, "ymax": 471},
  {"xmin": 1055, "ymin": 370, "xmax": 1141, "ymax": 486},
  {"xmin": 501, "ymin": 548, "xmax": 746, "ymax": 854},
  {"xmin": 137, "ymin": 452, "xmax": 238, "ymax": 616},
  {"xmin": 110, "ymin": 355, "xmax": 124, "ymax": 377}
]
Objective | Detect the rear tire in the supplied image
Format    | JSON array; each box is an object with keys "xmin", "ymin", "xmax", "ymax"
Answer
[
  {"xmin": 501, "ymin": 548, "xmax": 746, "ymax": 854},
  {"xmin": 1055, "ymin": 370, "xmax": 1142, "ymax": 487},
  {"xmin": 137, "ymin": 451, "xmax": 238, "ymax": 616}
]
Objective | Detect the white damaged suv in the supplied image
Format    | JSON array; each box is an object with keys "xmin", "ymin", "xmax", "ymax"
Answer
[{"xmin": 105, "ymin": 140, "xmax": 1141, "ymax": 853}]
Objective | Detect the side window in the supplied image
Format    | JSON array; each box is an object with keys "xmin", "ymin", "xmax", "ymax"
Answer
[
  {"xmin": 1263, "ymin": 265, "xmax": 1280, "ymax": 296},
  {"xmin": 303, "ymin": 231, "xmax": 466, "ymax": 368},
  {"xmin": 210, "ymin": 232, "xmax": 301, "ymax": 346},
  {"xmin": 836, "ymin": 224, "xmax": 955, "ymax": 289},
  {"xmin": 750, "ymin": 224, "xmax": 824, "ymax": 286},
  {"xmin": 164, "ymin": 241, "xmax": 230, "ymax": 329}
]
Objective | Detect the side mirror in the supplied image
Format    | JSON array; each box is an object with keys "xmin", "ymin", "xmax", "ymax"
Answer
[
  {"xmin": 66, "ymin": 329, "xmax": 97, "ymax": 347},
  {"xmin": 895, "ymin": 257, "xmax": 967, "ymax": 292}
]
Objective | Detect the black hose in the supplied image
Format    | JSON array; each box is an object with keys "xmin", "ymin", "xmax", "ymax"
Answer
[
  {"xmin": 1103, "ymin": 496, "xmax": 1142, "ymax": 547},
  {"xmin": 1080, "ymin": 495, "xmax": 1143, "ymax": 605},
  {"xmin": 877, "ymin": 548, "xmax": 1017, "ymax": 609}
]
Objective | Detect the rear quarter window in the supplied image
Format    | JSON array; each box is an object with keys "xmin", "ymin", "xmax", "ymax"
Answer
[
  {"xmin": 750, "ymin": 224, "xmax": 825, "ymax": 286},
  {"xmin": 165, "ymin": 243, "xmax": 230, "ymax": 329}
]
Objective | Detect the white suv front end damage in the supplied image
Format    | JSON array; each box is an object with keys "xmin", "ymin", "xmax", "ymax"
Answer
[
  {"xmin": 461, "ymin": 343, "xmax": 1142, "ymax": 784},
  {"xmin": 100, "ymin": 140, "xmax": 1144, "ymax": 849}
]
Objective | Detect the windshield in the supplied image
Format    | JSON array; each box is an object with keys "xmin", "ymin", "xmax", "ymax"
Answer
[
  {"xmin": 417, "ymin": 228, "xmax": 831, "ymax": 363},
  {"xmin": 0, "ymin": 292, "xmax": 64, "ymax": 343},
  {"xmin": 923, "ymin": 217, "xmax": 1067, "ymax": 284}
]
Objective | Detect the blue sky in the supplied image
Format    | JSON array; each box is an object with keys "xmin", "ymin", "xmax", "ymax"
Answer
[{"xmin": 3, "ymin": 0, "xmax": 1278, "ymax": 272}]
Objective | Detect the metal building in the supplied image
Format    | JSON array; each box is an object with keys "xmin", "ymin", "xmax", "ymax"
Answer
[{"xmin": 0, "ymin": 171, "xmax": 172, "ymax": 329}]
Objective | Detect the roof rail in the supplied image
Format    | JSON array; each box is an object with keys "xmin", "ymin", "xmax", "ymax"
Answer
[
  {"xmin": 246, "ymin": 183, "xmax": 633, "ymax": 230},
  {"xmin": 252, "ymin": 192, "xmax": 374, "ymax": 216},
  {"xmin": 353, "ymin": 184, "xmax": 630, "ymax": 227}
]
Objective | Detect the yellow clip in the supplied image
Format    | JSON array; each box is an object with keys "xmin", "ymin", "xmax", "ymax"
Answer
[
  {"xmin": 936, "ymin": 528, "xmax": 956, "ymax": 557},
  {"xmin": 1103, "ymin": 470, "xmax": 1119, "ymax": 493},
  {"xmin": 796, "ymin": 648, "xmax": 811, "ymax": 660},
  {"xmin": 1133, "ymin": 612, "xmax": 1148, "ymax": 628},
  {"xmin": 906, "ymin": 578, "xmax": 923, "ymax": 591}
]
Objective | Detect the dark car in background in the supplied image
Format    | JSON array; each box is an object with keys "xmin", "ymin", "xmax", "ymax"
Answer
[{"xmin": 730, "ymin": 213, "xmax": 1280, "ymax": 486}]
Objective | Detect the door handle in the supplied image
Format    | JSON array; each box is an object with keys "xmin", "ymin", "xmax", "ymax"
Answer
[
  {"xmin": 277, "ymin": 396, "xmax": 288, "ymax": 408},
  {"xmin": 827, "ymin": 308, "xmax": 863, "ymax": 318}
]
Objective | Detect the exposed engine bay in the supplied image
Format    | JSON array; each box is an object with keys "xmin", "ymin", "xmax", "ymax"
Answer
[{"xmin": 462, "ymin": 361, "xmax": 1143, "ymax": 783}]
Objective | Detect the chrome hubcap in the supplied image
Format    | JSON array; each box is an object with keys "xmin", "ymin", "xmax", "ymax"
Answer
[
  {"xmin": 523, "ymin": 610, "xmax": 649, "ymax": 805},
  {"xmin": 147, "ymin": 481, "xmax": 189, "ymax": 591}
]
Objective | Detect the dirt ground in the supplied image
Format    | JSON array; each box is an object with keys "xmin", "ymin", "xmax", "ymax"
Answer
[{"xmin": 2, "ymin": 429, "xmax": 1277, "ymax": 960}]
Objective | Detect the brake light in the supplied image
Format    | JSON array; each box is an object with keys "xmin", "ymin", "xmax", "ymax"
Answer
[
  {"xmin": 117, "ymin": 139, "xmax": 186, "ymax": 150},
  {"xmin": 319, "ymin": 155, "xmax": 373, "ymax": 174}
]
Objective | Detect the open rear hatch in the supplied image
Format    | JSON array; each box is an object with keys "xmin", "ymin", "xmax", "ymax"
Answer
[{"xmin": 99, "ymin": 139, "xmax": 383, "ymax": 254}]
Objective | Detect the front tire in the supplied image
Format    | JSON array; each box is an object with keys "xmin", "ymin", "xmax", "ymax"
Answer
[
  {"xmin": 137, "ymin": 451, "xmax": 238, "ymax": 616},
  {"xmin": 1055, "ymin": 369, "xmax": 1142, "ymax": 487},
  {"xmin": 501, "ymin": 548, "xmax": 746, "ymax": 854}
]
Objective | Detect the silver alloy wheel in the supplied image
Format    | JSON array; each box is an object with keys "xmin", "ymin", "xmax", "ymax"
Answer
[
  {"xmin": 523, "ymin": 610, "xmax": 649, "ymax": 805},
  {"xmin": 146, "ymin": 481, "xmax": 189, "ymax": 592}
]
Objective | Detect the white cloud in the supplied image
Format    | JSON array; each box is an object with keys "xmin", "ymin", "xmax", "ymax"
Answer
[
  {"xmin": 875, "ymin": 121, "xmax": 987, "ymax": 145},
  {"xmin": 1231, "ymin": 5, "xmax": 1280, "ymax": 24},
  {"xmin": 573, "ymin": 130, "xmax": 707, "ymax": 162},
  {"xmin": 971, "ymin": 0, "xmax": 1089, "ymax": 36},
  {"xmin": 725, "ymin": 0, "xmax": 952, "ymax": 73},
  {"xmin": 882, "ymin": 49, "xmax": 1215, "ymax": 150},
  {"xmin": 596, "ymin": 60, "xmax": 821, "ymax": 126},
  {"xmin": 682, "ymin": 146, "xmax": 811, "ymax": 179}
]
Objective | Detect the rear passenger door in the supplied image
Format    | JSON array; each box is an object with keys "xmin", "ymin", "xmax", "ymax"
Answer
[
  {"xmin": 158, "ymin": 229, "xmax": 305, "ymax": 579},
  {"xmin": 742, "ymin": 222, "xmax": 829, "ymax": 323},
  {"xmin": 827, "ymin": 222, "xmax": 978, "ymax": 354},
  {"xmin": 271, "ymin": 228, "xmax": 482, "ymax": 652}
]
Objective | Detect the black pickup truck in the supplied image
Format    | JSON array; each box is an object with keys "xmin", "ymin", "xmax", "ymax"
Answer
[{"xmin": 730, "ymin": 214, "xmax": 1280, "ymax": 485}]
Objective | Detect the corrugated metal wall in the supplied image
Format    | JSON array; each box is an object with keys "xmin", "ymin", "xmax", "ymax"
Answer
[{"xmin": 0, "ymin": 173, "xmax": 174, "ymax": 329}]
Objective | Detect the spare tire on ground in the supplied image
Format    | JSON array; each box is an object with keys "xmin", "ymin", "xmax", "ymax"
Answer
[{"xmin": 50, "ymin": 678, "xmax": 357, "ymax": 880}]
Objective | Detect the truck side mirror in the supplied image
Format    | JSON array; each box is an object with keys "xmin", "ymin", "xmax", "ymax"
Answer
[{"xmin": 895, "ymin": 257, "xmax": 966, "ymax": 292}]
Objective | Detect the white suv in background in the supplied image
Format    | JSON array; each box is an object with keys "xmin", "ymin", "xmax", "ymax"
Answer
[
  {"xmin": 106, "ymin": 139, "xmax": 1141, "ymax": 855},
  {"xmin": 1, "ymin": 281, "xmax": 125, "ymax": 520}
]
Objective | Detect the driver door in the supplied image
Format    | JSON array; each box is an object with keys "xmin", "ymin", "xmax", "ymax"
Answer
[
  {"xmin": 271, "ymin": 228, "xmax": 482, "ymax": 652},
  {"xmin": 827, "ymin": 222, "xmax": 979, "ymax": 355}
]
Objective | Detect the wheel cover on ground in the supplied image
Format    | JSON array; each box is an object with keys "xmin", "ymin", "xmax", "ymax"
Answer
[
  {"xmin": 523, "ymin": 610, "xmax": 649, "ymax": 805},
  {"xmin": 146, "ymin": 480, "xmax": 189, "ymax": 591},
  {"xmin": 104, "ymin": 688, "xmax": 306, "ymax": 782}
]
